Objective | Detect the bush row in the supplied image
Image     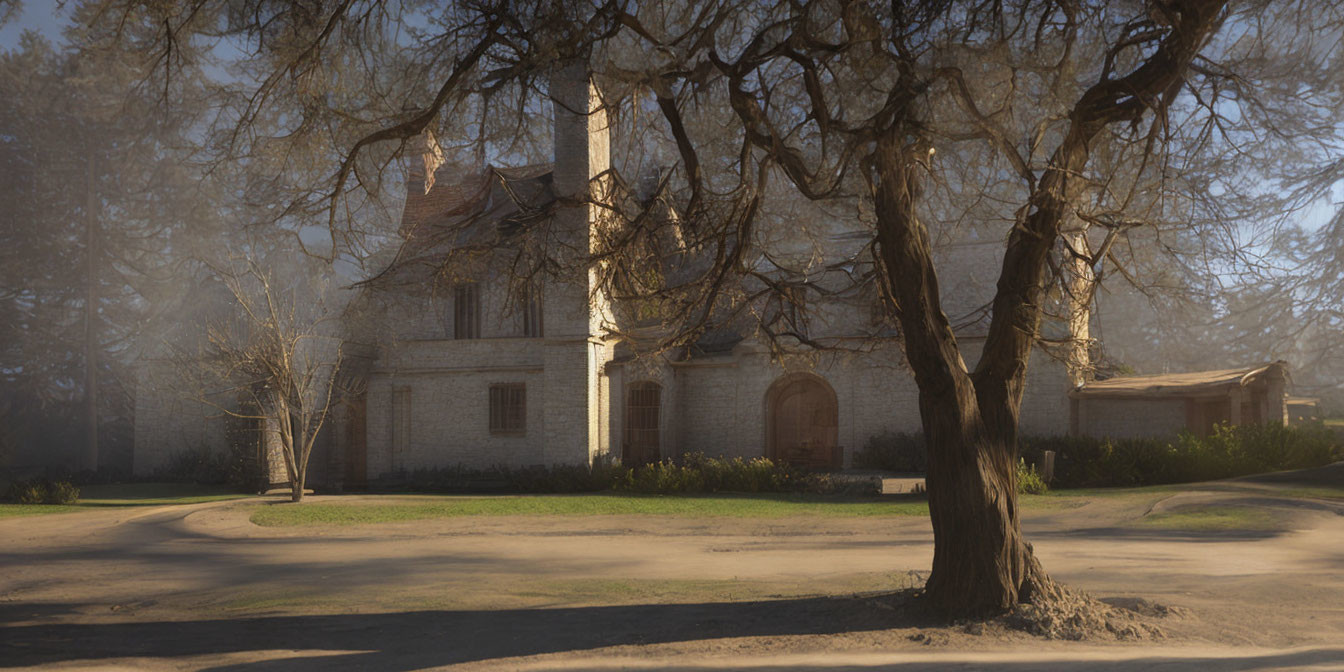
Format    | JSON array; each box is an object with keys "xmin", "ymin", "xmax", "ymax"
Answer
[
  {"xmin": 375, "ymin": 452, "xmax": 881, "ymax": 496},
  {"xmin": 4, "ymin": 478, "xmax": 80, "ymax": 505},
  {"xmin": 1020, "ymin": 422, "xmax": 1342, "ymax": 489},
  {"xmin": 856, "ymin": 422, "xmax": 1341, "ymax": 490}
]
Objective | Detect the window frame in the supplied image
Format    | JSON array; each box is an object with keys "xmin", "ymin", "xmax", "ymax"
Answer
[
  {"xmin": 453, "ymin": 282, "xmax": 481, "ymax": 340},
  {"xmin": 488, "ymin": 383, "xmax": 527, "ymax": 435}
]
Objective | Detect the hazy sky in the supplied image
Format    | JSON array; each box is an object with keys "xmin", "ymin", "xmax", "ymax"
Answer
[
  {"xmin": 1, "ymin": 0, "xmax": 1334, "ymax": 237},
  {"xmin": 0, "ymin": 1, "xmax": 70, "ymax": 49}
]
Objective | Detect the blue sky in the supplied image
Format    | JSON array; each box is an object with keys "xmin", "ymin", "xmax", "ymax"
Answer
[{"xmin": 0, "ymin": 0, "xmax": 70, "ymax": 49}]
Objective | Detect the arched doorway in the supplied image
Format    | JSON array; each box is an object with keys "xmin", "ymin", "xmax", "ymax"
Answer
[
  {"xmin": 766, "ymin": 373, "xmax": 839, "ymax": 469},
  {"xmin": 623, "ymin": 381, "xmax": 662, "ymax": 466}
]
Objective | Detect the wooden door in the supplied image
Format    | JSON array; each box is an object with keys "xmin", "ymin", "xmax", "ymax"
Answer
[{"xmin": 769, "ymin": 376, "xmax": 839, "ymax": 469}]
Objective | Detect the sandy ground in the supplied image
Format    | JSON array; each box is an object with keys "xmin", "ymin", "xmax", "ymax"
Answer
[{"xmin": 2, "ymin": 467, "xmax": 1343, "ymax": 671}]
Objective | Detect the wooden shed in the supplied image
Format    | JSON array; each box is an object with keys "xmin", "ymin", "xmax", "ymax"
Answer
[{"xmin": 1070, "ymin": 362, "xmax": 1290, "ymax": 440}]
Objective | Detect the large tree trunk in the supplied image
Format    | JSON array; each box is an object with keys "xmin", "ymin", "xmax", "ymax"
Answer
[
  {"xmin": 871, "ymin": 132, "xmax": 1058, "ymax": 615},
  {"xmin": 919, "ymin": 405, "xmax": 1059, "ymax": 613}
]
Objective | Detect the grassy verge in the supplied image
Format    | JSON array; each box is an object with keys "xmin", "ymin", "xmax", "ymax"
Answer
[
  {"xmin": 251, "ymin": 492, "xmax": 932, "ymax": 526},
  {"xmin": 1048, "ymin": 484, "xmax": 1185, "ymax": 499},
  {"xmin": 0, "ymin": 483, "xmax": 252, "ymax": 518},
  {"xmin": 1135, "ymin": 505, "xmax": 1279, "ymax": 532},
  {"xmin": 1270, "ymin": 485, "xmax": 1344, "ymax": 500}
]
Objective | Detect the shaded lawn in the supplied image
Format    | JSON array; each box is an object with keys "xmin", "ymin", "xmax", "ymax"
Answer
[
  {"xmin": 1274, "ymin": 485, "xmax": 1344, "ymax": 500},
  {"xmin": 0, "ymin": 483, "xmax": 251, "ymax": 518},
  {"xmin": 1134, "ymin": 505, "xmax": 1279, "ymax": 532}
]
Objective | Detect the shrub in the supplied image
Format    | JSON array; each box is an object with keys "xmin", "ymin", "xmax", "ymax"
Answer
[
  {"xmin": 854, "ymin": 431, "xmax": 927, "ymax": 472},
  {"xmin": 1016, "ymin": 459, "xmax": 1048, "ymax": 495},
  {"xmin": 1019, "ymin": 423, "xmax": 1342, "ymax": 490},
  {"xmin": 45, "ymin": 480, "xmax": 81, "ymax": 504},
  {"xmin": 4, "ymin": 478, "xmax": 80, "ymax": 504},
  {"xmin": 373, "ymin": 452, "xmax": 880, "ymax": 497},
  {"xmin": 6, "ymin": 479, "xmax": 47, "ymax": 504}
]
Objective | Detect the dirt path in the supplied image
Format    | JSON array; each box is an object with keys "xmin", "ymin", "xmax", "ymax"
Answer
[{"xmin": 2, "ymin": 469, "xmax": 1343, "ymax": 671}]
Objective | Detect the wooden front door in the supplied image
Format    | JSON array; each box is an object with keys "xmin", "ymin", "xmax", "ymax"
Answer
[
  {"xmin": 769, "ymin": 375, "xmax": 839, "ymax": 469},
  {"xmin": 344, "ymin": 396, "xmax": 367, "ymax": 490},
  {"xmin": 623, "ymin": 382, "xmax": 661, "ymax": 466}
]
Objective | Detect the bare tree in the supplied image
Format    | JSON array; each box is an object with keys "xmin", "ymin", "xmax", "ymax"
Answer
[{"xmin": 201, "ymin": 254, "xmax": 344, "ymax": 503}]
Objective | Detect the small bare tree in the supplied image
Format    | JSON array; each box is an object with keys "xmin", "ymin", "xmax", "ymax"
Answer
[{"xmin": 203, "ymin": 254, "xmax": 344, "ymax": 503}]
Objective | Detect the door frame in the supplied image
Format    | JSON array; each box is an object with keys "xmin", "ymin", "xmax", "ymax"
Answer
[{"xmin": 764, "ymin": 372, "xmax": 839, "ymax": 469}]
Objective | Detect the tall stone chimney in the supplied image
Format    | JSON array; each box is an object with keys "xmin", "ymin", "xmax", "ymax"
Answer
[
  {"xmin": 1063, "ymin": 231, "xmax": 1093, "ymax": 387},
  {"xmin": 541, "ymin": 60, "xmax": 613, "ymax": 466},
  {"xmin": 550, "ymin": 60, "xmax": 610, "ymax": 207}
]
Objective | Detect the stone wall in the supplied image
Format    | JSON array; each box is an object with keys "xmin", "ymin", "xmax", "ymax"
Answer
[
  {"xmin": 132, "ymin": 361, "xmax": 233, "ymax": 476},
  {"xmin": 366, "ymin": 339, "xmax": 547, "ymax": 474},
  {"xmin": 1076, "ymin": 397, "xmax": 1188, "ymax": 440},
  {"xmin": 607, "ymin": 339, "xmax": 1074, "ymax": 466}
]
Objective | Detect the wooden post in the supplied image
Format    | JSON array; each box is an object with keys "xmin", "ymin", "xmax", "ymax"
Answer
[{"xmin": 1043, "ymin": 450, "xmax": 1056, "ymax": 484}]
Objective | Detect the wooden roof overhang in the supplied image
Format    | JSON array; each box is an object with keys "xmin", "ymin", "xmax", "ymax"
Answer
[{"xmin": 1070, "ymin": 361, "xmax": 1290, "ymax": 400}]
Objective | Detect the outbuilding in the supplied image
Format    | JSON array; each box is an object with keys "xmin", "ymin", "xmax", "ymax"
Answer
[{"xmin": 1070, "ymin": 362, "xmax": 1290, "ymax": 440}]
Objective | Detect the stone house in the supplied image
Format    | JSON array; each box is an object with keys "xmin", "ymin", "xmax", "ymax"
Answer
[{"xmin": 133, "ymin": 65, "xmax": 1081, "ymax": 485}]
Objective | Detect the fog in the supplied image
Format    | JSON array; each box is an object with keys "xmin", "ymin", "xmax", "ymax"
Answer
[{"xmin": 1, "ymin": 0, "xmax": 1340, "ymax": 482}]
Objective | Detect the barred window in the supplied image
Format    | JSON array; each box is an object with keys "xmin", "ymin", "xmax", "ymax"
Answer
[
  {"xmin": 489, "ymin": 383, "xmax": 526, "ymax": 434},
  {"xmin": 454, "ymin": 283, "xmax": 480, "ymax": 339},
  {"xmin": 623, "ymin": 382, "xmax": 661, "ymax": 465}
]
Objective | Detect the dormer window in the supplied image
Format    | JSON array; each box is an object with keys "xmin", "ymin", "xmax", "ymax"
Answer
[{"xmin": 454, "ymin": 283, "xmax": 480, "ymax": 339}]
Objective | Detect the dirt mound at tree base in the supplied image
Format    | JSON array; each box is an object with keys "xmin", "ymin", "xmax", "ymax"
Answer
[
  {"xmin": 863, "ymin": 582, "xmax": 1178, "ymax": 643},
  {"xmin": 1002, "ymin": 589, "xmax": 1177, "ymax": 641}
]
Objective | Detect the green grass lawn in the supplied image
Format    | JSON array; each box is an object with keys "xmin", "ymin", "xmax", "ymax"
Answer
[
  {"xmin": 1134, "ymin": 505, "xmax": 1279, "ymax": 532},
  {"xmin": 251, "ymin": 492, "xmax": 933, "ymax": 526},
  {"xmin": 0, "ymin": 483, "xmax": 251, "ymax": 518},
  {"xmin": 249, "ymin": 490, "xmax": 1082, "ymax": 527}
]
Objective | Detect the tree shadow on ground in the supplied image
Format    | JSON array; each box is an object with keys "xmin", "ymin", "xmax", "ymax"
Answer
[
  {"xmin": 513, "ymin": 648, "xmax": 1344, "ymax": 672},
  {"xmin": 1, "ymin": 593, "xmax": 937, "ymax": 671},
  {"xmin": 6, "ymin": 597, "xmax": 1340, "ymax": 672}
]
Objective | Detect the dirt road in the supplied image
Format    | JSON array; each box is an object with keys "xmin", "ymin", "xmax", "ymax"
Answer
[{"xmin": 2, "ymin": 468, "xmax": 1342, "ymax": 671}]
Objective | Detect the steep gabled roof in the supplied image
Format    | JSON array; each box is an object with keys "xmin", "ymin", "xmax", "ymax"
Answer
[{"xmin": 367, "ymin": 164, "xmax": 556, "ymax": 291}]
